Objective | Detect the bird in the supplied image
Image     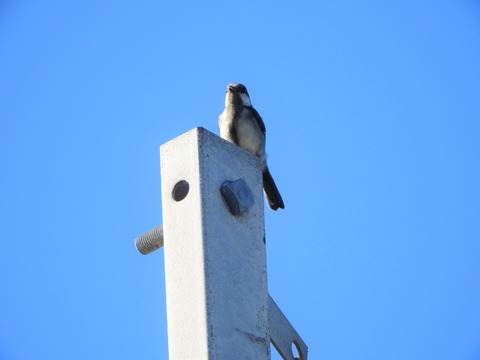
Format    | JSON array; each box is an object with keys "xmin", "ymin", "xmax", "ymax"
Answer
[{"xmin": 218, "ymin": 83, "xmax": 284, "ymax": 211}]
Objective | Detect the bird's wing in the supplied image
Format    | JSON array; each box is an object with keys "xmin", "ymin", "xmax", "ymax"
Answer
[{"xmin": 250, "ymin": 107, "xmax": 266, "ymax": 135}]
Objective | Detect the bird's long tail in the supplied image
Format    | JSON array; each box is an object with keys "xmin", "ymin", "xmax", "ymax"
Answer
[{"xmin": 262, "ymin": 166, "xmax": 285, "ymax": 211}]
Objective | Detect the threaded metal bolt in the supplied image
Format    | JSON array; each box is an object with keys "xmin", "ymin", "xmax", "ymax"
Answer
[{"xmin": 135, "ymin": 225, "xmax": 164, "ymax": 255}]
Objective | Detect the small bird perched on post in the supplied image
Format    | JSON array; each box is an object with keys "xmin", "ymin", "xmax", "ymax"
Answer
[{"xmin": 218, "ymin": 83, "xmax": 284, "ymax": 211}]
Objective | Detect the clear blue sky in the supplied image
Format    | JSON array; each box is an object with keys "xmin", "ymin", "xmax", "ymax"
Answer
[{"xmin": 1, "ymin": 1, "xmax": 480, "ymax": 359}]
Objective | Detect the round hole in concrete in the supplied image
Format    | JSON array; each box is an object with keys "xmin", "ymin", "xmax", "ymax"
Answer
[
  {"xmin": 291, "ymin": 340, "xmax": 302, "ymax": 359},
  {"xmin": 172, "ymin": 180, "xmax": 189, "ymax": 201}
]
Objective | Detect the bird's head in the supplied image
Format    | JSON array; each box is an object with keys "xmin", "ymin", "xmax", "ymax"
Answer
[{"xmin": 225, "ymin": 83, "xmax": 251, "ymax": 107}]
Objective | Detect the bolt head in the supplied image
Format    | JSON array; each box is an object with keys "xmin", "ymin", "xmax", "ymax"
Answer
[{"xmin": 220, "ymin": 179, "xmax": 255, "ymax": 215}]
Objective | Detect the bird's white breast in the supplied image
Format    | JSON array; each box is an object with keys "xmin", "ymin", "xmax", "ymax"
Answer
[
  {"xmin": 218, "ymin": 110, "xmax": 233, "ymax": 141},
  {"xmin": 218, "ymin": 106, "xmax": 267, "ymax": 166}
]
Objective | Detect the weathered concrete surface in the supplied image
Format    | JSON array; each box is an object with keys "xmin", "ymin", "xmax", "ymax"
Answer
[{"xmin": 160, "ymin": 127, "xmax": 269, "ymax": 360}]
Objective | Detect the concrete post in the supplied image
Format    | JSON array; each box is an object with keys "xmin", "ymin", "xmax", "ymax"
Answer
[{"xmin": 160, "ymin": 127, "xmax": 270, "ymax": 360}]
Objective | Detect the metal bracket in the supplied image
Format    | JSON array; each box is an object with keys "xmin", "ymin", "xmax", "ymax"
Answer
[{"xmin": 269, "ymin": 295, "xmax": 308, "ymax": 360}]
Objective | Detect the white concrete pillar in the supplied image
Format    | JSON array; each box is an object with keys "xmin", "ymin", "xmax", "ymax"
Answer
[{"xmin": 160, "ymin": 127, "xmax": 270, "ymax": 360}]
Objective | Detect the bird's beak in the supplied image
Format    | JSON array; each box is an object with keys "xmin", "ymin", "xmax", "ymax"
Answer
[{"xmin": 228, "ymin": 85, "xmax": 236, "ymax": 93}]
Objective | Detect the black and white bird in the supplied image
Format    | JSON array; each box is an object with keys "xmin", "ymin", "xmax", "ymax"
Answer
[{"xmin": 218, "ymin": 83, "xmax": 284, "ymax": 211}]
